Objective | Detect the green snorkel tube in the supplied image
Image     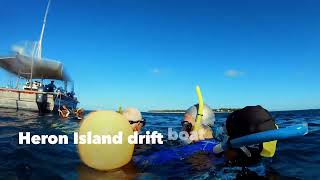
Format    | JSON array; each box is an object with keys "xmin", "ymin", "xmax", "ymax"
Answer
[{"xmin": 193, "ymin": 86, "xmax": 204, "ymax": 131}]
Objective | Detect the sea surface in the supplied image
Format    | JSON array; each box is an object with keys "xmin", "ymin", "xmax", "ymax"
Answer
[{"xmin": 0, "ymin": 108, "xmax": 319, "ymax": 179}]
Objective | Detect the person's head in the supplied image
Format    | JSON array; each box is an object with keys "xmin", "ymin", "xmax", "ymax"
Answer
[
  {"xmin": 122, "ymin": 108, "xmax": 145, "ymax": 132},
  {"xmin": 51, "ymin": 81, "xmax": 54, "ymax": 84},
  {"xmin": 224, "ymin": 105, "xmax": 278, "ymax": 163},
  {"xmin": 181, "ymin": 104, "xmax": 215, "ymax": 133},
  {"xmin": 62, "ymin": 105, "xmax": 67, "ymax": 110},
  {"xmin": 226, "ymin": 105, "xmax": 276, "ymax": 140}
]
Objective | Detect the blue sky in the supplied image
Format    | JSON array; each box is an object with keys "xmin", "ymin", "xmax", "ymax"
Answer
[{"xmin": 0, "ymin": 0, "xmax": 320, "ymax": 111}]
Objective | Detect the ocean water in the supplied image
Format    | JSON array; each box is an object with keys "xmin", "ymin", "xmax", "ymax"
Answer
[{"xmin": 0, "ymin": 108, "xmax": 319, "ymax": 179}]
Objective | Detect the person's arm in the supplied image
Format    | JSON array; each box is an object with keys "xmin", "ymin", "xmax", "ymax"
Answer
[
  {"xmin": 58, "ymin": 110, "xmax": 63, "ymax": 117},
  {"xmin": 66, "ymin": 110, "xmax": 70, "ymax": 117}
]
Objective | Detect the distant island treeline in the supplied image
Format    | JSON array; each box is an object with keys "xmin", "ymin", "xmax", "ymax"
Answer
[{"xmin": 148, "ymin": 108, "xmax": 240, "ymax": 113}]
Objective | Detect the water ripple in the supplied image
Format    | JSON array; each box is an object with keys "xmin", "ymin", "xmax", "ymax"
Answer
[{"xmin": 0, "ymin": 109, "xmax": 319, "ymax": 179}]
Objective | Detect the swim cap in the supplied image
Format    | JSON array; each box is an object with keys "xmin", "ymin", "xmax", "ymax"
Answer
[
  {"xmin": 225, "ymin": 105, "xmax": 278, "ymax": 158},
  {"xmin": 122, "ymin": 108, "xmax": 142, "ymax": 122},
  {"xmin": 226, "ymin": 105, "xmax": 276, "ymax": 139},
  {"xmin": 185, "ymin": 104, "xmax": 215, "ymax": 127}
]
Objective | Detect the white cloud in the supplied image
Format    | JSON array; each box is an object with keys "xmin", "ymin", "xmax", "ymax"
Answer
[
  {"xmin": 151, "ymin": 68, "xmax": 160, "ymax": 74},
  {"xmin": 224, "ymin": 69, "xmax": 244, "ymax": 77}
]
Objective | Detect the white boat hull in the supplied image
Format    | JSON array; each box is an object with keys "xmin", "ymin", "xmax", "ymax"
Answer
[{"xmin": 0, "ymin": 88, "xmax": 77, "ymax": 113}]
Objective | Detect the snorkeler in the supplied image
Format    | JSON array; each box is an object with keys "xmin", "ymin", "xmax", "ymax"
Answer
[
  {"xmin": 59, "ymin": 105, "xmax": 70, "ymax": 119},
  {"xmin": 181, "ymin": 104, "xmax": 215, "ymax": 143},
  {"xmin": 222, "ymin": 105, "xmax": 278, "ymax": 166},
  {"xmin": 122, "ymin": 108, "xmax": 148, "ymax": 156},
  {"xmin": 122, "ymin": 108, "xmax": 145, "ymax": 132},
  {"xmin": 181, "ymin": 87, "xmax": 277, "ymax": 166},
  {"xmin": 74, "ymin": 108, "xmax": 84, "ymax": 120}
]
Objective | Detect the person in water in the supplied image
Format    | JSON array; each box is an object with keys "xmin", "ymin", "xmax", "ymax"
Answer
[
  {"xmin": 74, "ymin": 108, "xmax": 84, "ymax": 120},
  {"xmin": 59, "ymin": 105, "xmax": 70, "ymax": 119},
  {"xmin": 222, "ymin": 105, "xmax": 278, "ymax": 166},
  {"xmin": 122, "ymin": 108, "xmax": 148, "ymax": 155},
  {"xmin": 122, "ymin": 108, "xmax": 145, "ymax": 132},
  {"xmin": 181, "ymin": 104, "xmax": 215, "ymax": 143}
]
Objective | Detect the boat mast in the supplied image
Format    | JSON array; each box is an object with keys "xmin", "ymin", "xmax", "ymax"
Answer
[
  {"xmin": 30, "ymin": 0, "xmax": 51, "ymax": 84},
  {"xmin": 36, "ymin": 0, "xmax": 51, "ymax": 60}
]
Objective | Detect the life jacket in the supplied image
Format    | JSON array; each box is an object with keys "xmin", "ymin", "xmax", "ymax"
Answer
[{"xmin": 226, "ymin": 105, "xmax": 277, "ymax": 159}]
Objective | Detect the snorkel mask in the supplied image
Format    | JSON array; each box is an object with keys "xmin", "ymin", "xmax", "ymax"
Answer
[
  {"xmin": 129, "ymin": 118, "xmax": 146, "ymax": 127},
  {"xmin": 181, "ymin": 121, "xmax": 193, "ymax": 132}
]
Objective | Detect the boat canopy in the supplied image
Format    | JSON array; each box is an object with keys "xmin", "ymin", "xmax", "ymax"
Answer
[{"xmin": 0, "ymin": 53, "xmax": 70, "ymax": 81}]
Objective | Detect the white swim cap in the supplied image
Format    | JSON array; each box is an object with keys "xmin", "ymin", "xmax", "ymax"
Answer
[{"xmin": 185, "ymin": 104, "xmax": 215, "ymax": 127}]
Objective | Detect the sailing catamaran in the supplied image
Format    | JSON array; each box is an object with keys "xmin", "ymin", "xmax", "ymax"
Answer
[{"xmin": 0, "ymin": 0, "xmax": 78, "ymax": 113}]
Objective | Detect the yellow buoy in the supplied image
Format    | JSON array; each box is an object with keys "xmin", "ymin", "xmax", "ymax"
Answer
[{"xmin": 78, "ymin": 110, "xmax": 134, "ymax": 171}]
